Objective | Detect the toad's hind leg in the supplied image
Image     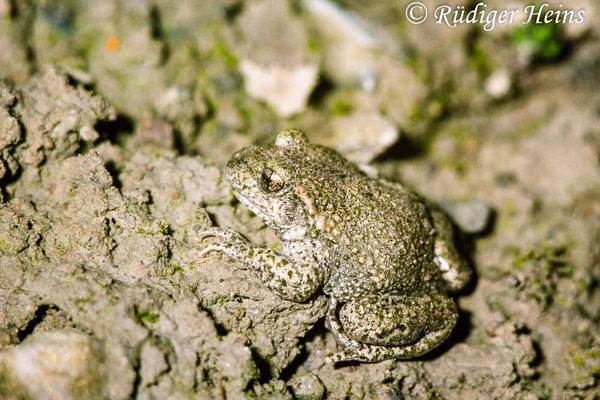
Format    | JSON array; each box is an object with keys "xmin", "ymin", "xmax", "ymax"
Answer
[
  {"xmin": 429, "ymin": 207, "xmax": 471, "ymax": 291},
  {"xmin": 326, "ymin": 292, "xmax": 458, "ymax": 363},
  {"xmin": 326, "ymin": 297, "xmax": 360, "ymax": 349}
]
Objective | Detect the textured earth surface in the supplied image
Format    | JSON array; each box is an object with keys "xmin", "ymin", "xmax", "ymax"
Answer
[{"xmin": 0, "ymin": 0, "xmax": 599, "ymax": 399}]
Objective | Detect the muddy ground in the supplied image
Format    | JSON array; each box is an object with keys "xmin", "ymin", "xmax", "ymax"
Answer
[{"xmin": 0, "ymin": 0, "xmax": 599, "ymax": 399}]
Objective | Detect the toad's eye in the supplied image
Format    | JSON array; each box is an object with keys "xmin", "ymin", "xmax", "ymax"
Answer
[{"xmin": 260, "ymin": 168, "xmax": 285, "ymax": 193}]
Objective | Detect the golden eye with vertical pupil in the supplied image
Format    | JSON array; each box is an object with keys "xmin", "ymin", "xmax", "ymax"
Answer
[{"xmin": 260, "ymin": 168, "xmax": 285, "ymax": 193}]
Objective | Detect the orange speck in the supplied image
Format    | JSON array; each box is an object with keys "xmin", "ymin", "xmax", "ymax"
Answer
[{"xmin": 105, "ymin": 36, "xmax": 120, "ymax": 52}]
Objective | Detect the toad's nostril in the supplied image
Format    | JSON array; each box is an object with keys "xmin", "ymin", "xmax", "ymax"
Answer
[
  {"xmin": 227, "ymin": 156, "xmax": 243, "ymax": 170},
  {"xmin": 225, "ymin": 157, "xmax": 246, "ymax": 184}
]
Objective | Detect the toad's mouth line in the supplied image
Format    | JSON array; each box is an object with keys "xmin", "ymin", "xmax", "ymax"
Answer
[
  {"xmin": 233, "ymin": 190, "xmax": 273, "ymax": 222},
  {"xmin": 232, "ymin": 189, "xmax": 298, "ymax": 234}
]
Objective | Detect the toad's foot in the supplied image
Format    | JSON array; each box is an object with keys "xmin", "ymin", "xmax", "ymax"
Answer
[
  {"xmin": 197, "ymin": 227, "xmax": 246, "ymax": 243},
  {"xmin": 326, "ymin": 326, "xmax": 454, "ymax": 363},
  {"xmin": 429, "ymin": 207, "xmax": 471, "ymax": 291},
  {"xmin": 325, "ymin": 307, "xmax": 361, "ymax": 363},
  {"xmin": 326, "ymin": 297, "xmax": 361, "ymax": 349},
  {"xmin": 197, "ymin": 227, "xmax": 248, "ymax": 260}
]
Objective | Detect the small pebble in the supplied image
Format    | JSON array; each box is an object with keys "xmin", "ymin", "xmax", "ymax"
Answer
[
  {"xmin": 287, "ymin": 373, "xmax": 325, "ymax": 400},
  {"xmin": 441, "ymin": 198, "xmax": 492, "ymax": 235},
  {"xmin": 372, "ymin": 383, "xmax": 402, "ymax": 400},
  {"xmin": 485, "ymin": 70, "xmax": 512, "ymax": 100}
]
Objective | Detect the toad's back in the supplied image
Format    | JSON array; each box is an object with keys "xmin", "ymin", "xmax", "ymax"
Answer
[{"xmin": 306, "ymin": 169, "xmax": 438, "ymax": 300}]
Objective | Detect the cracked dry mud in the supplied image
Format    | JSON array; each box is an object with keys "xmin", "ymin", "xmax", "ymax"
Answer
[
  {"xmin": 1, "ymin": 0, "xmax": 600, "ymax": 399},
  {"xmin": 0, "ymin": 69, "xmax": 326, "ymax": 399}
]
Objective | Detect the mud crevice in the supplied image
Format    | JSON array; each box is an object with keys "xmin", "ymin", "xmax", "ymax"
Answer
[
  {"xmin": 17, "ymin": 304, "xmax": 58, "ymax": 342},
  {"xmin": 129, "ymin": 339, "xmax": 146, "ymax": 400},
  {"xmin": 12, "ymin": 0, "xmax": 38, "ymax": 75},
  {"xmin": 94, "ymin": 114, "xmax": 135, "ymax": 146},
  {"xmin": 148, "ymin": 5, "xmax": 170, "ymax": 66},
  {"xmin": 196, "ymin": 301, "xmax": 230, "ymax": 337},
  {"xmin": 147, "ymin": 335, "xmax": 175, "ymax": 388},
  {"xmin": 279, "ymin": 319, "xmax": 327, "ymax": 382},
  {"xmin": 250, "ymin": 348, "xmax": 272, "ymax": 384}
]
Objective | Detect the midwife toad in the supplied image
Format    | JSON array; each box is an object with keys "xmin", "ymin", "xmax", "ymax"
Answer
[{"xmin": 199, "ymin": 129, "xmax": 470, "ymax": 362}]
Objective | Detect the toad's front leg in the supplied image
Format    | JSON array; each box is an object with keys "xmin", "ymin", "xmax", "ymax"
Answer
[{"xmin": 198, "ymin": 227, "xmax": 325, "ymax": 302}]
